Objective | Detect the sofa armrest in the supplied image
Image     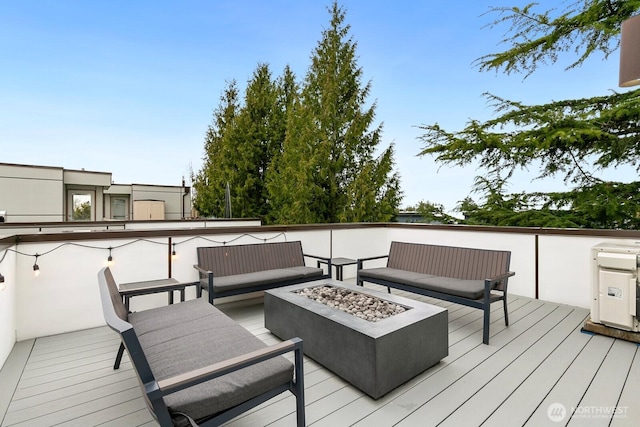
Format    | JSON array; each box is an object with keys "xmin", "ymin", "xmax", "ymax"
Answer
[
  {"xmin": 303, "ymin": 253, "xmax": 330, "ymax": 263},
  {"xmin": 484, "ymin": 271, "xmax": 515, "ymax": 292},
  {"xmin": 156, "ymin": 338, "xmax": 304, "ymax": 395},
  {"xmin": 304, "ymin": 254, "xmax": 332, "ymax": 278},
  {"xmin": 356, "ymin": 254, "xmax": 389, "ymax": 269},
  {"xmin": 193, "ymin": 264, "xmax": 213, "ymax": 276},
  {"xmin": 193, "ymin": 264, "xmax": 215, "ymax": 303}
]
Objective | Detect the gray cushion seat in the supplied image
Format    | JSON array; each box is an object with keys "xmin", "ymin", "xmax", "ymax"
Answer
[
  {"xmin": 202, "ymin": 266, "xmax": 323, "ymax": 293},
  {"xmin": 129, "ymin": 299, "xmax": 293, "ymax": 423},
  {"xmin": 358, "ymin": 267, "xmax": 486, "ymax": 300}
]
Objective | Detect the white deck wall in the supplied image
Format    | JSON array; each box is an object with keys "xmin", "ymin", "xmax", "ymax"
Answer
[
  {"xmin": 2, "ymin": 223, "xmax": 639, "ymax": 371},
  {"xmin": 0, "ymin": 247, "xmax": 17, "ymax": 369}
]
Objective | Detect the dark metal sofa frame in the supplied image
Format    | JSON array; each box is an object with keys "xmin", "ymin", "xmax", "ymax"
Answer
[
  {"xmin": 194, "ymin": 240, "xmax": 332, "ymax": 304},
  {"xmin": 357, "ymin": 242, "xmax": 515, "ymax": 345},
  {"xmin": 98, "ymin": 267, "xmax": 305, "ymax": 426}
]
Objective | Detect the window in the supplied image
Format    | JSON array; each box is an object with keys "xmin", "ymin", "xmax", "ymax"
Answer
[
  {"xmin": 67, "ymin": 191, "xmax": 94, "ymax": 221},
  {"xmin": 111, "ymin": 197, "xmax": 128, "ymax": 220}
]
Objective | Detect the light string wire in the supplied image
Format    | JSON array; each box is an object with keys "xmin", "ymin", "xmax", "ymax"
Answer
[{"xmin": 0, "ymin": 232, "xmax": 287, "ymax": 268}]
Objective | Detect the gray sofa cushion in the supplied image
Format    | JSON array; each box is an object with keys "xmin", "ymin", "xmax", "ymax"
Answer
[
  {"xmin": 415, "ymin": 276, "xmax": 486, "ymax": 300},
  {"xmin": 358, "ymin": 267, "xmax": 486, "ymax": 300},
  {"xmin": 129, "ymin": 299, "xmax": 293, "ymax": 422},
  {"xmin": 202, "ymin": 267, "xmax": 323, "ymax": 292},
  {"xmin": 357, "ymin": 267, "xmax": 434, "ymax": 287}
]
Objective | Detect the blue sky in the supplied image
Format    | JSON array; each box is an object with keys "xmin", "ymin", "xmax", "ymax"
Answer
[{"xmin": 0, "ymin": 0, "xmax": 629, "ymax": 212}]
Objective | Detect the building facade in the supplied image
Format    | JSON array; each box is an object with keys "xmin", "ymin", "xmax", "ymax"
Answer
[{"xmin": 0, "ymin": 162, "xmax": 191, "ymax": 223}]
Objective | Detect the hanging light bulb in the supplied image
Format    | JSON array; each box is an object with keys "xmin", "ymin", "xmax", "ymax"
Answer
[
  {"xmin": 171, "ymin": 243, "xmax": 177, "ymax": 260},
  {"xmin": 33, "ymin": 254, "xmax": 40, "ymax": 277},
  {"xmin": 107, "ymin": 247, "xmax": 113, "ymax": 266},
  {"xmin": 0, "ymin": 272, "xmax": 5, "ymax": 291}
]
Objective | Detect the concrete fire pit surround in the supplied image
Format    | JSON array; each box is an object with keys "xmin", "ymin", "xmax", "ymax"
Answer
[{"xmin": 264, "ymin": 280, "xmax": 448, "ymax": 399}]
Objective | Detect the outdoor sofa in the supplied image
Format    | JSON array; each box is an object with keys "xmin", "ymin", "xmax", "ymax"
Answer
[
  {"xmin": 194, "ymin": 240, "xmax": 331, "ymax": 303},
  {"xmin": 357, "ymin": 241, "xmax": 515, "ymax": 344}
]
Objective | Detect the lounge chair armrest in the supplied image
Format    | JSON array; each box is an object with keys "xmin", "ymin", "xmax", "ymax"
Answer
[{"xmin": 157, "ymin": 338, "xmax": 303, "ymax": 395}]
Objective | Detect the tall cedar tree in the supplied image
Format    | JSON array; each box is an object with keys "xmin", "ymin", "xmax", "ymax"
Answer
[
  {"xmin": 193, "ymin": 65, "xmax": 289, "ymax": 219},
  {"xmin": 231, "ymin": 64, "xmax": 283, "ymax": 218},
  {"xmin": 418, "ymin": 0, "xmax": 640, "ymax": 229},
  {"xmin": 192, "ymin": 80, "xmax": 240, "ymax": 217},
  {"xmin": 267, "ymin": 2, "xmax": 401, "ymax": 224}
]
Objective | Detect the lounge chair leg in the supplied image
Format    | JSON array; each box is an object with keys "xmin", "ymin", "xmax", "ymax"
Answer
[
  {"xmin": 114, "ymin": 342, "xmax": 125, "ymax": 370},
  {"xmin": 294, "ymin": 343, "xmax": 306, "ymax": 427}
]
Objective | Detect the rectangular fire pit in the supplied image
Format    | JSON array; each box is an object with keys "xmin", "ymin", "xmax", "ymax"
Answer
[{"xmin": 264, "ymin": 280, "xmax": 448, "ymax": 399}]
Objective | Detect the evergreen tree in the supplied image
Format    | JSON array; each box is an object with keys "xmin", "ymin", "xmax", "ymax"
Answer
[
  {"xmin": 192, "ymin": 80, "xmax": 240, "ymax": 217},
  {"xmin": 268, "ymin": 2, "xmax": 401, "ymax": 224},
  {"xmin": 418, "ymin": 0, "xmax": 640, "ymax": 229},
  {"xmin": 231, "ymin": 63, "xmax": 282, "ymax": 218},
  {"xmin": 193, "ymin": 65, "xmax": 287, "ymax": 219}
]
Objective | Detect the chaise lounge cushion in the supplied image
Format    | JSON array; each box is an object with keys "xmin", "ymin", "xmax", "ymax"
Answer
[
  {"xmin": 358, "ymin": 267, "xmax": 486, "ymax": 300},
  {"xmin": 201, "ymin": 266, "xmax": 323, "ymax": 293},
  {"xmin": 129, "ymin": 299, "xmax": 293, "ymax": 423}
]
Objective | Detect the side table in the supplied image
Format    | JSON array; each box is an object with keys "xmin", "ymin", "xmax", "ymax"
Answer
[
  {"xmin": 119, "ymin": 278, "xmax": 197, "ymax": 310},
  {"xmin": 316, "ymin": 257, "xmax": 357, "ymax": 281}
]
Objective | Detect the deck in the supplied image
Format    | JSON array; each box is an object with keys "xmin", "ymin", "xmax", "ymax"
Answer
[{"xmin": 1, "ymin": 284, "xmax": 639, "ymax": 426}]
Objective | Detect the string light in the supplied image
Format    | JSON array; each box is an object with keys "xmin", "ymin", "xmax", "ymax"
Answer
[
  {"xmin": 0, "ymin": 233, "xmax": 287, "ymax": 275},
  {"xmin": 33, "ymin": 254, "xmax": 40, "ymax": 277},
  {"xmin": 0, "ymin": 272, "xmax": 5, "ymax": 291}
]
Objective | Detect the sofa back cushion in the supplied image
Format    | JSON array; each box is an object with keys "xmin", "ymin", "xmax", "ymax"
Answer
[
  {"xmin": 196, "ymin": 241, "xmax": 305, "ymax": 277},
  {"xmin": 387, "ymin": 242, "xmax": 511, "ymax": 285}
]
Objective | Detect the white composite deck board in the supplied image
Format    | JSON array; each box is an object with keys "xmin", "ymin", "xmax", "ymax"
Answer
[
  {"xmin": 610, "ymin": 348, "xmax": 640, "ymax": 427},
  {"xmin": 0, "ymin": 340, "xmax": 34, "ymax": 427},
  {"xmin": 524, "ymin": 333, "xmax": 618, "ymax": 426},
  {"xmin": 437, "ymin": 308, "xmax": 589, "ymax": 427},
  {"xmin": 351, "ymin": 300, "xmax": 553, "ymax": 427},
  {"xmin": 395, "ymin": 304, "xmax": 574, "ymax": 427},
  {"xmin": 481, "ymin": 318, "xmax": 592, "ymax": 426},
  {"xmin": 2, "ymin": 294, "xmax": 638, "ymax": 427},
  {"xmin": 567, "ymin": 339, "xmax": 638, "ymax": 427}
]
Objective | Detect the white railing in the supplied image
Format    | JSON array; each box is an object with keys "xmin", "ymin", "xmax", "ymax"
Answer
[{"xmin": 1, "ymin": 222, "xmax": 638, "ymax": 370}]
